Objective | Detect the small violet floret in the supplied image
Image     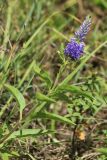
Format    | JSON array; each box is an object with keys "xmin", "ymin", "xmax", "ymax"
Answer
[{"xmin": 64, "ymin": 16, "xmax": 91, "ymax": 60}]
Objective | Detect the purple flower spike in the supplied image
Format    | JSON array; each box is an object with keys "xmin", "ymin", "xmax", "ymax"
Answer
[
  {"xmin": 64, "ymin": 16, "xmax": 91, "ymax": 60},
  {"xmin": 75, "ymin": 16, "xmax": 91, "ymax": 42},
  {"xmin": 64, "ymin": 38, "xmax": 85, "ymax": 60}
]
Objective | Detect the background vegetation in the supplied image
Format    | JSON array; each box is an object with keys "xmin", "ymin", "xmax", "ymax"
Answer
[{"xmin": 0, "ymin": 0, "xmax": 107, "ymax": 159}]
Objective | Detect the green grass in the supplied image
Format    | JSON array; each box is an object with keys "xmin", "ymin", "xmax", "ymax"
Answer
[{"xmin": 0, "ymin": 0, "xmax": 107, "ymax": 159}]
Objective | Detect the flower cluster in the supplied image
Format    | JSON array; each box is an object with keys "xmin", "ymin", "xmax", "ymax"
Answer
[
  {"xmin": 64, "ymin": 38, "xmax": 85, "ymax": 60},
  {"xmin": 64, "ymin": 16, "xmax": 91, "ymax": 60}
]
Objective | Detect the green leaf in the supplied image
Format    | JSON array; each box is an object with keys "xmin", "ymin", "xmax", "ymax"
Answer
[
  {"xmin": 4, "ymin": 84, "xmax": 26, "ymax": 120},
  {"xmin": 34, "ymin": 64, "xmax": 52, "ymax": 88},
  {"xmin": 37, "ymin": 111, "xmax": 75, "ymax": 125},
  {"xmin": 93, "ymin": 0, "xmax": 107, "ymax": 8},
  {"xmin": 53, "ymin": 85, "xmax": 93, "ymax": 100},
  {"xmin": 0, "ymin": 153, "xmax": 9, "ymax": 160},
  {"xmin": 0, "ymin": 151, "xmax": 19, "ymax": 160},
  {"xmin": 97, "ymin": 148, "xmax": 107, "ymax": 155},
  {"xmin": 36, "ymin": 92, "xmax": 55, "ymax": 103},
  {"xmin": 7, "ymin": 129, "xmax": 54, "ymax": 140}
]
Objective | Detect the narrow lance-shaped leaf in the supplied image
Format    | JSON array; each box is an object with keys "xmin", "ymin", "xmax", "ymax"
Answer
[
  {"xmin": 7, "ymin": 129, "xmax": 54, "ymax": 140},
  {"xmin": 53, "ymin": 84, "xmax": 93, "ymax": 100},
  {"xmin": 36, "ymin": 92, "xmax": 55, "ymax": 103},
  {"xmin": 37, "ymin": 111, "xmax": 75, "ymax": 125},
  {"xmin": 4, "ymin": 84, "xmax": 26, "ymax": 120}
]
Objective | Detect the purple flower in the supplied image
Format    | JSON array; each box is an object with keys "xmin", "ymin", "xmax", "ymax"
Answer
[
  {"xmin": 64, "ymin": 38, "xmax": 85, "ymax": 60},
  {"xmin": 64, "ymin": 16, "xmax": 91, "ymax": 60},
  {"xmin": 75, "ymin": 16, "xmax": 91, "ymax": 42}
]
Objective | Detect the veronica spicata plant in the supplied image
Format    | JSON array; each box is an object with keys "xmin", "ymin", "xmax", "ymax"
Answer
[{"xmin": 64, "ymin": 16, "xmax": 91, "ymax": 60}]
